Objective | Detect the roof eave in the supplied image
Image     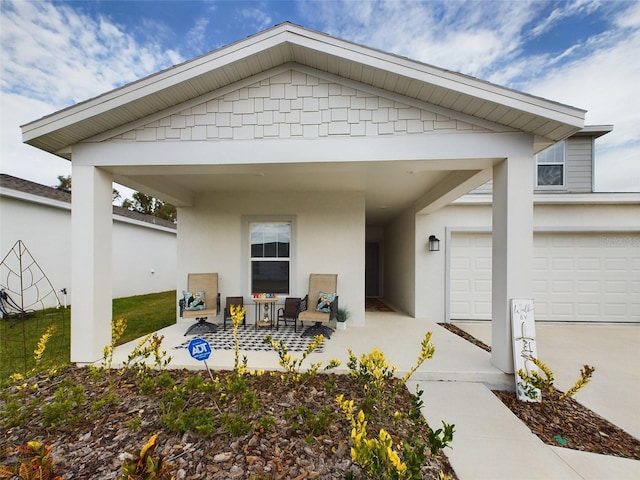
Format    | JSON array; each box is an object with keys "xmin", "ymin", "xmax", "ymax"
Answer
[{"xmin": 21, "ymin": 22, "xmax": 586, "ymax": 156}]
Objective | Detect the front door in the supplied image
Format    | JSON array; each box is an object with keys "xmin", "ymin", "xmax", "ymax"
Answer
[{"xmin": 365, "ymin": 242, "xmax": 380, "ymax": 297}]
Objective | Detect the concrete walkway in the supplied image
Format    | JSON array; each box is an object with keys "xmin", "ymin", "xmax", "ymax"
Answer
[{"xmin": 111, "ymin": 311, "xmax": 640, "ymax": 479}]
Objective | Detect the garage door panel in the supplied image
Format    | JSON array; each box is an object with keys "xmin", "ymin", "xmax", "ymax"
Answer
[
  {"xmin": 451, "ymin": 279, "xmax": 470, "ymax": 291},
  {"xmin": 551, "ymin": 280, "xmax": 574, "ymax": 292},
  {"xmin": 451, "ymin": 257, "xmax": 471, "ymax": 270},
  {"xmin": 578, "ymin": 303, "xmax": 600, "ymax": 316},
  {"xmin": 578, "ymin": 258, "xmax": 601, "ymax": 271},
  {"xmin": 578, "ymin": 280, "xmax": 600, "ymax": 293},
  {"xmin": 552, "ymin": 258, "xmax": 574, "ymax": 270},
  {"xmin": 450, "ymin": 232, "xmax": 639, "ymax": 322},
  {"xmin": 552, "ymin": 303, "xmax": 574, "ymax": 315},
  {"xmin": 605, "ymin": 280, "xmax": 627, "ymax": 293},
  {"xmin": 533, "ymin": 257, "xmax": 548, "ymax": 270},
  {"xmin": 604, "ymin": 303, "xmax": 629, "ymax": 316},
  {"xmin": 475, "ymin": 258, "xmax": 491, "ymax": 270},
  {"xmin": 532, "ymin": 280, "xmax": 547, "ymax": 294},
  {"xmin": 605, "ymin": 258, "xmax": 628, "ymax": 271},
  {"xmin": 476, "ymin": 302, "xmax": 492, "ymax": 314},
  {"xmin": 451, "ymin": 302, "xmax": 470, "ymax": 315}
]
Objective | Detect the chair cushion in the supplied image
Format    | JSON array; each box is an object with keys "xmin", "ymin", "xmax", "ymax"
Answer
[
  {"xmin": 182, "ymin": 291, "xmax": 206, "ymax": 311},
  {"xmin": 299, "ymin": 310, "xmax": 330, "ymax": 323},
  {"xmin": 316, "ymin": 291, "xmax": 336, "ymax": 313}
]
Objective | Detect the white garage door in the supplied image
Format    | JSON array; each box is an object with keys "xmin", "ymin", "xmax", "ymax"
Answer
[{"xmin": 450, "ymin": 232, "xmax": 640, "ymax": 323}]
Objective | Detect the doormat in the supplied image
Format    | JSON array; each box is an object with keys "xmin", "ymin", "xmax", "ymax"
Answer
[
  {"xmin": 365, "ymin": 298, "xmax": 394, "ymax": 312},
  {"xmin": 175, "ymin": 325, "xmax": 325, "ymax": 352}
]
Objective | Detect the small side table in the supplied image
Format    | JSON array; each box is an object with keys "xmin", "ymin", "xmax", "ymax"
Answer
[{"xmin": 253, "ymin": 298, "xmax": 277, "ymax": 330}]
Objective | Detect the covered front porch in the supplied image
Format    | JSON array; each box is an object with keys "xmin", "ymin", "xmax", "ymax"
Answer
[{"xmin": 111, "ymin": 309, "xmax": 511, "ymax": 386}]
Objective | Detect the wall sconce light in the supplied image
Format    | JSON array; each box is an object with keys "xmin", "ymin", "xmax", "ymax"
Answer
[{"xmin": 428, "ymin": 235, "xmax": 440, "ymax": 252}]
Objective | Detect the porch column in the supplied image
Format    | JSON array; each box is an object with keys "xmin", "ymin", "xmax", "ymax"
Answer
[
  {"xmin": 491, "ymin": 157, "xmax": 534, "ymax": 373},
  {"xmin": 70, "ymin": 165, "xmax": 113, "ymax": 363}
]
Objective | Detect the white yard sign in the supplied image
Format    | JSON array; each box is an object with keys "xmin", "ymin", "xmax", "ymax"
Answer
[{"xmin": 511, "ymin": 299, "xmax": 541, "ymax": 402}]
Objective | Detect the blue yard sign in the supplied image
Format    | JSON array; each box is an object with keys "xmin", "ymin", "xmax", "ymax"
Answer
[{"xmin": 188, "ymin": 337, "xmax": 212, "ymax": 361}]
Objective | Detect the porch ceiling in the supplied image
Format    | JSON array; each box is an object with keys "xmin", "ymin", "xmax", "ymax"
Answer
[
  {"xmin": 109, "ymin": 159, "xmax": 495, "ymax": 226},
  {"xmin": 22, "ymin": 23, "xmax": 584, "ymax": 158}
]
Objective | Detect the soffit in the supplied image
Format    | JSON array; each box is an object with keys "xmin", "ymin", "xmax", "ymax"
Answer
[{"xmin": 22, "ymin": 23, "xmax": 585, "ymax": 158}]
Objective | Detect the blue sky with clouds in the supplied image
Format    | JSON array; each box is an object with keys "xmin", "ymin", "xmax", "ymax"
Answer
[{"xmin": 1, "ymin": 0, "xmax": 638, "ymax": 194}]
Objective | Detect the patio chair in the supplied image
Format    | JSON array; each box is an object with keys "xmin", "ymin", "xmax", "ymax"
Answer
[
  {"xmin": 223, "ymin": 296, "xmax": 246, "ymax": 331},
  {"xmin": 299, "ymin": 274, "xmax": 338, "ymax": 338},
  {"xmin": 276, "ymin": 297, "xmax": 301, "ymax": 332},
  {"xmin": 180, "ymin": 273, "xmax": 221, "ymax": 336}
]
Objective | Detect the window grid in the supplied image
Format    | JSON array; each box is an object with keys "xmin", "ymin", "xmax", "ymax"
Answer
[
  {"xmin": 250, "ymin": 222, "xmax": 291, "ymax": 294},
  {"xmin": 536, "ymin": 141, "xmax": 565, "ymax": 188}
]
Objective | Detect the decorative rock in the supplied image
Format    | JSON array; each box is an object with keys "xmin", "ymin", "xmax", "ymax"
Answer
[{"xmin": 213, "ymin": 452, "xmax": 233, "ymax": 462}]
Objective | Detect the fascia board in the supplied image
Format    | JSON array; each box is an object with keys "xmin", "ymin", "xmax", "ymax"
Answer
[
  {"xmin": 287, "ymin": 29, "xmax": 586, "ymax": 127},
  {"xmin": 0, "ymin": 187, "xmax": 71, "ymax": 210},
  {"xmin": 21, "ymin": 27, "xmax": 292, "ymax": 141}
]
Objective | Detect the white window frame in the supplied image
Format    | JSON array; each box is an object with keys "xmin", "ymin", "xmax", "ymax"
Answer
[
  {"xmin": 535, "ymin": 141, "xmax": 566, "ymax": 189},
  {"xmin": 242, "ymin": 216, "xmax": 295, "ymax": 295}
]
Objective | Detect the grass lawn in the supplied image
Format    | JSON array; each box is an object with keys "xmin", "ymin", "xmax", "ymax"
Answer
[{"xmin": 0, "ymin": 290, "xmax": 176, "ymax": 381}]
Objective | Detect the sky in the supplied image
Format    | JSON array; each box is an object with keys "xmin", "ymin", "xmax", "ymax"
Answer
[{"xmin": 1, "ymin": 0, "xmax": 639, "ymax": 196}]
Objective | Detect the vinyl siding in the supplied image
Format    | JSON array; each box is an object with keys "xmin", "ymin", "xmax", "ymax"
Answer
[
  {"xmin": 565, "ymin": 136, "xmax": 593, "ymax": 192},
  {"xmin": 466, "ymin": 135, "xmax": 595, "ymax": 195}
]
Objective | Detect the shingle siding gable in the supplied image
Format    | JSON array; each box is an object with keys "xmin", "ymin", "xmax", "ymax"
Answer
[{"xmin": 111, "ymin": 70, "xmax": 491, "ymax": 143}]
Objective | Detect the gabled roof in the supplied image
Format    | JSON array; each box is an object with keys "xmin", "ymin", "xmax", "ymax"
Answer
[
  {"xmin": 22, "ymin": 22, "xmax": 585, "ymax": 159},
  {"xmin": 0, "ymin": 174, "xmax": 176, "ymax": 229}
]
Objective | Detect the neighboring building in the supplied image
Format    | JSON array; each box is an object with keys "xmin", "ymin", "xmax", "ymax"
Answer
[
  {"xmin": 420, "ymin": 127, "xmax": 639, "ymax": 324},
  {"xmin": 19, "ymin": 23, "xmax": 639, "ymax": 370},
  {"xmin": 0, "ymin": 174, "xmax": 177, "ymax": 308}
]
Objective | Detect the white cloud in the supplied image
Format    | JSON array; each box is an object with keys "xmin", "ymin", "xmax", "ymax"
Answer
[
  {"xmin": 0, "ymin": 92, "xmax": 71, "ymax": 187},
  {"xmin": 302, "ymin": 0, "xmax": 639, "ymax": 192},
  {"xmin": 300, "ymin": 0, "xmax": 539, "ymax": 78},
  {"xmin": 240, "ymin": 6, "xmax": 273, "ymax": 32},
  {"xmin": 186, "ymin": 16, "xmax": 210, "ymax": 53},
  {"xmin": 521, "ymin": 12, "xmax": 640, "ymax": 191},
  {"xmin": 0, "ymin": 0, "xmax": 182, "ymax": 107},
  {"xmin": 0, "ymin": 0, "xmax": 185, "ymax": 192}
]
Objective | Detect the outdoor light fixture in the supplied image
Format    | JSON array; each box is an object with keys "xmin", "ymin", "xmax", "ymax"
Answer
[{"xmin": 428, "ymin": 235, "xmax": 440, "ymax": 252}]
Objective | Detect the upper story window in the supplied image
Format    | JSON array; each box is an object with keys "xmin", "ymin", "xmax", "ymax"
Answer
[
  {"xmin": 536, "ymin": 141, "xmax": 565, "ymax": 187},
  {"xmin": 250, "ymin": 222, "xmax": 290, "ymax": 294}
]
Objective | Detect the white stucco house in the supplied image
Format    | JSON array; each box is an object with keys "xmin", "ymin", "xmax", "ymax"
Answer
[
  {"xmin": 19, "ymin": 23, "xmax": 638, "ymax": 371},
  {"xmin": 0, "ymin": 174, "xmax": 177, "ymax": 308}
]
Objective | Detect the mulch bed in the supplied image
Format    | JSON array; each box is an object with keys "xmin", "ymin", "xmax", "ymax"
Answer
[
  {"xmin": 438, "ymin": 322, "xmax": 640, "ymax": 460},
  {"xmin": 437, "ymin": 323, "xmax": 491, "ymax": 352},
  {"xmin": 1, "ymin": 367, "xmax": 457, "ymax": 479}
]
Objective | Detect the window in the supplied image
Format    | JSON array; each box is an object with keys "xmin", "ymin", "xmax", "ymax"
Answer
[
  {"xmin": 536, "ymin": 142, "xmax": 565, "ymax": 187},
  {"xmin": 250, "ymin": 222, "xmax": 290, "ymax": 294}
]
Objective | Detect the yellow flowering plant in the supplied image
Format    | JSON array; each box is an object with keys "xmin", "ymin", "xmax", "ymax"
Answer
[
  {"xmin": 33, "ymin": 324, "xmax": 57, "ymax": 368},
  {"xmin": 336, "ymin": 394, "xmax": 408, "ymax": 479},
  {"xmin": 123, "ymin": 332, "xmax": 172, "ymax": 379},
  {"xmin": 264, "ymin": 333, "xmax": 340, "ymax": 384},
  {"xmin": 517, "ymin": 356, "xmax": 595, "ymax": 411},
  {"xmin": 347, "ymin": 332, "xmax": 436, "ymax": 414},
  {"xmin": 230, "ymin": 304, "xmax": 248, "ymax": 375}
]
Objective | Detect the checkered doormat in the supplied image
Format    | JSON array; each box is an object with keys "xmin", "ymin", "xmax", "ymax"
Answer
[{"xmin": 175, "ymin": 325, "xmax": 325, "ymax": 352}]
